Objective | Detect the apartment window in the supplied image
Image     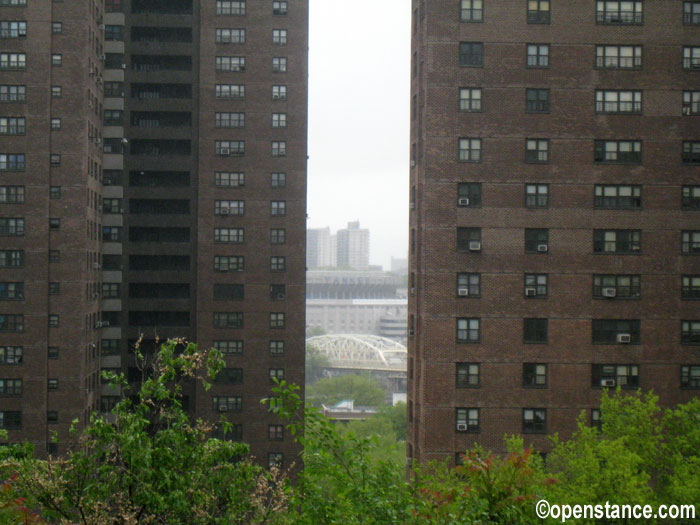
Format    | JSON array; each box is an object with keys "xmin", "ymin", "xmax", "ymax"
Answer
[
  {"xmin": 682, "ymin": 275, "xmax": 700, "ymax": 299},
  {"xmin": 527, "ymin": 44, "xmax": 549, "ymax": 67},
  {"xmin": 0, "ymin": 53, "xmax": 25, "ymax": 70},
  {"xmin": 457, "ymin": 227, "xmax": 481, "ymax": 252},
  {"xmin": 591, "ymin": 409, "xmax": 602, "ymax": 430},
  {"xmin": 216, "ymin": 1, "xmax": 245, "ymax": 15},
  {"xmin": 0, "ymin": 186, "xmax": 24, "ymax": 203},
  {"xmin": 456, "ymin": 363, "xmax": 479, "ymax": 388},
  {"xmin": 273, "ymin": 1, "xmax": 287, "ymax": 15},
  {"xmin": 0, "ymin": 154, "xmax": 24, "ymax": 170},
  {"xmin": 593, "ymin": 275, "xmax": 641, "ymax": 299},
  {"xmin": 212, "ymin": 396, "xmax": 242, "ymax": 412},
  {"xmin": 523, "ymin": 363, "xmax": 547, "ymax": 387},
  {"xmin": 682, "ymin": 231, "xmax": 700, "ymax": 254},
  {"xmin": 456, "ymin": 408, "xmax": 479, "ymax": 432},
  {"xmin": 525, "ymin": 139, "xmax": 548, "ymax": 163},
  {"xmin": 271, "ymin": 172, "xmax": 286, "ymax": 188},
  {"xmin": 0, "ymin": 378, "xmax": 21, "ymax": 395},
  {"xmin": 271, "ymin": 201, "xmax": 286, "ymax": 216},
  {"xmin": 270, "ymin": 284, "xmax": 285, "ymax": 301},
  {"xmin": 458, "ymin": 87, "xmax": 482, "ymax": 112},
  {"xmin": 525, "ymin": 184, "xmax": 548, "ymax": 208},
  {"xmin": 0, "ymin": 218, "xmax": 24, "ymax": 236},
  {"xmin": 48, "ymin": 315, "xmax": 59, "ymax": 327},
  {"xmin": 269, "ymin": 368, "xmax": 284, "ymax": 383},
  {"xmin": 682, "ymin": 141, "xmax": 700, "ymax": 163},
  {"xmin": 215, "ymin": 28, "xmax": 245, "ymax": 44},
  {"xmin": 595, "ymin": 45, "xmax": 642, "ymax": 69},
  {"xmin": 47, "ymin": 378, "xmax": 58, "ymax": 391},
  {"xmin": 214, "ymin": 368, "xmax": 243, "ymax": 385},
  {"xmin": 215, "ymin": 172, "xmax": 244, "ymax": 187},
  {"xmin": 525, "ymin": 274, "xmax": 548, "ymax": 297},
  {"xmin": 458, "ymin": 137, "xmax": 481, "ymax": 162},
  {"xmin": 594, "ymin": 140, "xmax": 641, "ymax": 163},
  {"xmin": 457, "ymin": 318, "xmax": 480, "ymax": 343},
  {"xmin": 214, "ymin": 256, "xmax": 244, "ymax": 272},
  {"xmin": 0, "ymin": 346, "xmax": 21, "ymax": 364},
  {"xmin": 270, "ymin": 312, "xmax": 285, "ymax": 329},
  {"xmin": 592, "ymin": 364, "xmax": 639, "ymax": 388},
  {"xmin": 272, "ymin": 29, "xmax": 287, "ymax": 45},
  {"xmin": 272, "ymin": 57, "xmax": 287, "ymax": 72},
  {"xmin": 0, "ymin": 0, "xmax": 27, "ymax": 4},
  {"xmin": 0, "ymin": 117, "xmax": 24, "ymax": 134},
  {"xmin": 272, "ymin": 85, "xmax": 287, "ymax": 100},
  {"xmin": 215, "ymin": 141, "xmax": 245, "ymax": 156},
  {"xmin": 214, "ymin": 228, "xmax": 244, "ymax": 244},
  {"xmin": 596, "ymin": 1, "xmax": 643, "ymax": 24},
  {"xmin": 595, "ymin": 90, "xmax": 642, "ymax": 114},
  {"xmin": 216, "ymin": 84, "xmax": 244, "ymax": 99},
  {"xmin": 270, "ymin": 228, "xmax": 286, "ymax": 244},
  {"xmin": 215, "ymin": 112, "xmax": 244, "ymax": 128},
  {"xmin": 51, "ymin": 54, "xmax": 62, "ymax": 66},
  {"xmin": 460, "ymin": 0, "xmax": 484, "ymax": 21},
  {"xmin": 105, "ymin": 0, "xmax": 122, "ymax": 11},
  {"xmin": 103, "ymin": 110, "xmax": 123, "ymax": 126},
  {"xmin": 101, "ymin": 283, "xmax": 120, "ymax": 299},
  {"xmin": 459, "ymin": 42, "xmax": 483, "ymax": 66},
  {"xmin": 49, "ymin": 251, "xmax": 59, "ymax": 263},
  {"xmin": 594, "ymin": 185, "xmax": 641, "ymax": 209},
  {"xmin": 0, "ymin": 250, "xmax": 22, "ymax": 268},
  {"xmin": 0, "ymin": 410, "xmax": 20, "ymax": 429},
  {"xmin": 682, "ymin": 321, "xmax": 700, "ymax": 344},
  {"xmin": 105, "ymin": 25, "xmax": 123, "ymax": 41},
  {"xmin": 457, "ymin": 273, "xmax": 480, "ymax": 297},
  {"xmin": 271, "ymin": 141, "xmax": 286, "ymax": 156},
  {"xmin": 684, "ymin": 1, "xmax": 700, "ymax": 24},
  {"xmin": 268, "ymin": 452, "xmax": 283, "ymax": 469},
  {"xmin": 213, "ymin": 340, "xmax": 243, "ymax": 355},
  {"xmin": 457, "ymin": 182, "xmax": 481, "ymax": 208},
  {"xmin": 213, "ymin": 312, "xmax": 243, "ymax": 329},
  {"xmin": 0, "ymin": 85, "xmax": 25, "ymax": 102},
  {"xmin": 0, "ymin": 21, "xmax": 26, "ymax": 38},
  {"xmin": 594, "ymin": 230, "xmax": 641, "ymax": 254},
  {"xmin": 214, "ymin": 200, "xmax": 244, "ymax": 216},
  {"xmin": 51, "ymin": 86, "xmax": 61, "ymax": 98},
  {"xmin": 268, "ymin": 424, "xmax": 284, "ymax": 441},
  {"xmin": 592, "ymin": 319, "xmax": 640, "ymax": 344},
  {"xmin": 683, "ymin": 47, "xmax": 700, "ymax": 70},
  {"xmin": 527, "ymin": 0, "xmax": 550, "ymax": 23},
  {"xmin": 215, "ymin": 56, "xmax": 245, "ymax": 72},
  {"xmin": 270, "ymin": 256, "xmax": 286, "ymax": 272},
  {"xmin": 523, "ymin": 408, "xmax": 546, "ymax": 433},
  {"xmin": 681, "ymin": 365, "xmax": 700, "ymax": 388},
  {"xmin": 525, "ymin": 228, "xmax": 548, "ymax": 253},
  {"xmin": 49, "ymin": 218, "xmax": 60, "ymax": 230},
  {"xmin": 683, "ymin": 91, "xmax": 700, "ymax": 115},
  {"xmin": 50, "ymin": 154, "xmax": 60, "ymax": 166},
  {"xmin": 524, "ymin": 318, "xmax": 547, "ymax": 343},
  {"xmin": 49, "ymin": 186, "xmax": 61, "ymax": 199},
  {"xmin": 101, "ymin": 339, "xmax": 119, "ymax": 356},
  {"xmin": 0, "ymin": 282, "xmax": 22, "ymax": 300},
  {"xmin": 50, "ymin": 118, "xmax": 61, "ymax": 130},
  {"xmin": 270, "ymin": 340, "xmax": 284, "ymax": 356},
  {"xmin": 272, "ymin": 113, "xmax": 286, "ymax": 127},
  {"xmin": 526, "ymin": 89, "xmax": 549, "ymax": 113}
]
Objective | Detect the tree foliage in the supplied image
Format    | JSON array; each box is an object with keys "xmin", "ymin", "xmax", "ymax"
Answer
[{"xmin": 305, "ymin": 374, "xmax": 386, "ymax": 407}]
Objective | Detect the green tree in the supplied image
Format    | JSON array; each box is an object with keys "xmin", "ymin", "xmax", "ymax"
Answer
[{"xmin": 305, "ymin": 374, "xmax": 386, "ymax": 407}]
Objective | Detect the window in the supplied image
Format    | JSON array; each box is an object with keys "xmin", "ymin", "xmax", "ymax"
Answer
[
  {"xmin": 215, "ymin": 28, "xmax": 245, "ymax": 44},
  {"xmin": 0, "ymin": 346, "xmax": 21, "ymax": 364},
  {"xmin": 269, "ymin": 368, "xmax": 284, "ymax": 382},
  {"xmin": 0, "ymin": 0, "xmax": 27, "ymax": 5},
  {"xmin": 457, "ymin": 273, "xmax": 480, "ymax": 297},
  {"xmin": 527, "ymin": 0, "xmax": 550, "ymax": 23},
  {"xmin": 101, "ymin": 340, "xmax": 119, "ymax": 356},
  {"xmin": 49, "ymin": 186, "xmax": 61, "ymax": 199},
  {"xmin": 525, "ymin": 228, "xmax": 548, "ymax": 253},
  {"xmin": 49, "ymin": 251, "xmax": 59, "ymax": 263},
  {"xmin": 0, "ymin": 218, "xmax": 24, "ymax": 236},
  {"xmin": 214, "ymin": 368, "xmax": 243, "ymax": 384},
  {"xmin": 0, "ymin": 282, "xmax": 23, "ymax": 299},
  {"xmin": 213, "ymin": 340, "xmax": 243, "ymax": 355},
  {"xmin": 593, "ymin": 275, "xmax": 641, "ymax": 299},
  {"xmin": 457, "ymin": 318, "xmax": 480, "ymax": 343},
  {"xmin": 457, "ymin": 227, "xmax": 481, "ymax": 252},
  {"xmin": 682, "ymin": 141, "xmax": 700, "ymax": 163},
  {"xmin": 50, "ymin": 154, "xmax": 60, "ymax": 166},
  {"xmin": 592, "ymin": 364, "xmax": 639, "ymax": 388},
  {"xmin": 0, "ymin": 186, "xmax": 24, "ymax": 203},
  {"xmin": 213, "ymin": 312, "xmax": 243, "ymax": 329},
  {"xmin": 525, "ymin": 184, "xmax": 548, "ymax": 208},
  {"xmin": 525, "ymin": 274, "xmax": 548, "ymax": 297},
  {"xmin": 215, "ymin": 56, "xmax": 245, "ymax": 72},
  {"xmin": 595, "ymin": 45, "xmax": 642, "ymax": 69},
  {"xmin": 271, "ymin": 201, "xmax": 286, "ymax": 216},
  {"xmin": 212, "ymin": 396, "xmax": 242, "ymax": 412},
  {"xmin": 1, "ymin": 314, "xmax": 25, "ymax": 331},
  {"xmin": 456, "ymin": 363, "xmax": 479, "ymax": 388},
  {"xmin": 684, "ymin": 47, "xmax": 700, "ymax": 70},
  {"xmin": 685, "ymin": 1, "xmax": 700, "ymax": 24},
  {"xmin": 681, "ymin": 365, "xmax": 700, "ymax": 388},
  {"xmin": 0, "ymin": 250, "xmax": 22, "ymax": 268},
  {"xmin": 526, "ymin": 89, "xmax": 549, "ymax": 113},
  {"xmin": 215, "ymin": 112, "xmax": 244, "ymax": 129},
  {"xmin": 0, "ymin": 154, "xmax": 24, "ymax": 171},
  {"xmin": 270, "ymin": 228, "xmax": 286, "ymax": 244},
  {"xmin": 682, "ymin": 231, "xmax": 700, "ymax": 254},
  {"xmin": 48, "ymin": 378, "xmax": 58, "ymax": 390},
  {"xmin": 48, "ymin": 347, "xmax": 59, "ymax": 359},
  {"xmin": 0, "ymin": 411, "xmax": 21, "ymax": 429},
  {"xmin": 524, "ymin": 318, "xmax": 547, "ymax": 343},
  {"xmin": 596, "ymin": 1, "xmax": 643, "ymax": 24},
  {"xmin": 682, "ymin": 321, "xmax": 700, "ymax": 344},
  {"xmin": 268, "ymin": 452, "xmax": 283, "ymax": 469},
  {"xmin": 214, "ymin": 228, "xmax": 244, "ymax": 244},
  {"xmin": 271, "ymin": 141, "xmax": 286, "ymax": 156},
  {"xmin": 105, "ymin": 25, "xmax": 123, "ymax": 41},
  {"xmin": 591, "ymin": 409, "xmax": 602, "ymax": 430},
  {"xmin": 49, "ymin": 218, "xmax": 60, "ymax": 230},
  {"xmin": 523, "ymin": 364, "xmax": 547, "ymax": 387},
  {"xmin": 594, "ymin": 140, "xmax": 641, "ymax": 163},
  {"xmin": 270, "ymin": 312, "xmax": 285, "ymax": 329},
  {"xmin": 682, "ymin": 275, "xmax": 700, "ymax": 299},
  {"xmin": 593, "ymin": 230, "xmax": 641, "ymax": 254},
  {"xmin": 458, "ymin": 137, "xmax": 481, "ymax": 162},
  {"xmin": 683, "ymin": 91, "xmax": 700, "ymax": 116},
  {"xmin": 594, "ymin": 185, "xmax": 641, "ymax": 209},
  {"xmin": 0, "ymin": 21, "xmax": 26, "ymax": 38},
  {"xmin": 215, "ymin": 172, "xmax": 244, "ymax": 187},
  {"xmin": 595, "ymin": 90, "xmax": 642, "ymax": 114},
  {"xmin": 270, "ymin": 284, "xmax": 285, "ymax": 300},
  {"xmin": 216, "ymin": 84, "xmax": 244, "ymax": 100},
  {"xmin": 51, "ymin": 86, "xmax": 61, "ymax": 98},
  {"xmin": 272, "ymin": 113, "xmax": 286, "ymax": 127},
  {"xmin": 48, "ymin": 314, "xmax": 59, "ymax": 327},
  {"xmin": 0, "ymin": 117, "xmax": 24, "ymax": 134},
  {"xmin": 105, "ymin": 0, "xmax": 122, "ymax": 12},
  {"xmin": 216, "ymin": 1, "xmax": 245, "ymax": 15},
  {"xmin": 457, "ymin": 182, "xmax": 481, "ymax": 207},
  {"xmin": 103, "ymin": 110, "xmax": 123, "ymax": 126},
  {"xmin": 271, "ymin": 172, "xmax": 286, "ymax": 188},
  {"xmin": 50, "ymin": 118, "xmax": 61, "ymax": 130},
  {"xmin": 0, "ymin": 53, "xmax": 25, "ymax": 70},
  {"xmin": 272, "ymin": 1, "xmax": 287, "ymax": 15},
  {"xmin": 214, "ymin": 256, "xmax": 244, "ymax": 272},
  {"xmin": 525, "ymin": 139, "xmax": 548, "ymax": 162},
  {"xmin": 272, "ymin": 29, "xmax": 287, "ymax": 44},
  {"xmin": 51, "ymin": 54, "xmax": 61, "ymax": 66},
  {"xmin": 272, "ymin": 57, "xmax": 287, "ymax": 72},
  {"xmin": 460, "ymin": 0, "xmax": 483, "ymax": 21},
  {"xmin": 456, "ymin": 408, "xmax": 479, "ymax": 432},
  {"xmin": 592, "ymin": 319, "xmax": 641, "ymax": 344},
  {"xmin": 459, "ymin": 42, "xmax": 483, "ymax": 66},
  {"xmin": 214, "ymin": 200, "xmax": 244, "ymax": 216},
  {"xmin": 527, "ymin": 44, "xmax": 549, "ymax": 67},
  {"xmin": 213, "ymin": 284, "xmax": 244, "ymax": 301},
  {"xmin": 270, "ymin": 256, "xmax": 286, "ymax": 272},
  {"xmin": 0, "ymin": 85, "xmax": 25, "ymax": 102},
  {"xmin": 459, "ymin": 87, "xmax": 481, "ymax": 112},
  {"xmin": 102, "ymin": 283, "xmax": 120, "ymax": 299},
  {"xmin": 268, "ymin": 424, "xmax": 284, "ymax": 441},
  {"xmin": 0, "ymin": 378, "xmax": 21, "ymax": 395},
  {"xmin": 523, "ymin": 408, "xmax": 546, "ymax": 433}
]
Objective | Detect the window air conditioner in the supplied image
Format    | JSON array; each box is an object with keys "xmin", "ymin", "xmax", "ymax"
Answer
[
  {"xmin": 525, "ymin": 287, "xmax": 537, "ymax": 297},
  {"xmin": 537, "ymin": 244, "xmax": 549, "ymax": 252},
  {"xmin": 601, "ymin": 378, "xmax": 616, "ymax": 387},
  {"xmin": 602, "ymin": 287, "xmax": 617, "ymax": 298},
  {"xmin": 458, "ymin": 198, "xmax": 470, "ymax": 206},
  {"xmin": 93, "ymin": 262, "xmax": 100, "ymax": 269},
  {"xmin": 617, "ymin": 333, "xmax": 631, "ymax": 343},
  {"xmin": 276, "ymin": 293, "xmax": 285, "ymax": 300},
  {"xmin": 456, "ymin": 423, "xmax": 468, "ymax": 431},
  {"xmin": 99, "ymin": 54, "xmax": 105, "ymax": 61},
  {"xmin": 219, "ymin": 148, "xmax": 230, "ymax": 156},
  {"xmin": 218, "ymin": 406, "xmax": 228, "ymax": 412},
  {"xmin": 95, "ymin": 321, "xmax": 102, "ymax": 328},
  {"xmin": 468, "ymin": 241, "xmax": 481, "ymax": 251},
  {"xmin": 101, "ymin": 321, "xmax": 110, "ymax": 327},
  {"xmin": 457, "ymin": 287, "xmax": 469, "ymax": 296},
  {"xmin": 99, "ymin": 24, "xmax": 105, "ymax": 31},
  {"xmin": 95, "ymin": 137, "xmax": 102, "ymax": 144},
  {"xmin": 220, "ymin": 207, "xmax": 230, "ymax": 215}
]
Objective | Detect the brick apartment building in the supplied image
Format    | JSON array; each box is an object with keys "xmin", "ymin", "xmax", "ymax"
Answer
[
  {"xmin": 408, "ymin": 0, "xmax": 700, "ymax": 465},
  {"xmin": 0, "ymin": 0, "xmax": 307, "ymax": 467}
]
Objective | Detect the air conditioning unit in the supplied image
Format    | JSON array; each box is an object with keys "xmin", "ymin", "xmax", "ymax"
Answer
[
  {"xmin": 272, "ymin": 93, "xmax": 281, "ymax": 100},
  {"xmin": 630, "ymin": 245, "xmax": 640, "ymax": 251},
  {"xmin": 97, "ymin": 205, "xmax": 103, "ymax": 212},
  {"xmin": 458, "ymin": 198, "xmax": 470, "ymax": 206},
  {"xmin": 683, "ymin": 106, "xmax": 692, "ymax": 115},
  {"xmin": 537, "ymin": 244, "xmax": 549, "ymax": 252},
  {"xmin": 468, "ymin": 241, "xmax": 481, "ymax": 251},
  {"xmin": 276, "ymin": 293, "xmax": 285, "ymax": 300},
  {"xmin": 101, "ymin": 321, "xmax": 110, "ymax": 327},
  {"xmin": 525, "ymin": 287, "xmax": 537, "ymax": 297},
  {"xmin": 95, "ymin": 321, "xmax": 102, "ymax": 328},
  {"xmin": 99, "ymin": 24, "xmax": 105, "ymax": 31},
  {"xmin": 99, "ymin": 54, "xmax": 106, "ymax": 61},
  {"xmin": 601, "ymin": 378, "xmax": 616, "ymax": 387},
  {"xmin": 96, "ymin": 76, "xmax": 103, "ymax": 83},
  {"xmin": 617, "ymin": 333, "xmax": 631, "ymax": 344},
  {"xmin": 457, "ymin": 287, "xmax": 469, "ymax": 296},
  {"xmin": 93, "ymin": 262, "xmax": 100, "ymax": 269},
  {"xmin": 218, "ymin": 406, "xmax": 228, "ymax": 412},
  {"xmin": 602, "ymin": 287, "xmax": 617, "ymax": 298},
  {"xmin": 219, "ymin": 148, "xmax": 230, "ymax": 156},
  {"xmin": 456, "ymin": 423, "xmax": 468, "ymax": 431},
  {"xmin": 95, "ymin": 137, "xmax": 102, "ymax": 144},
  {"xmin": 120, "ymin": 63, "xmax": 126, "ymax": 69},
  {"xmin": 219, "ymin": 207, "xmax": 230, "ymax": 215}
]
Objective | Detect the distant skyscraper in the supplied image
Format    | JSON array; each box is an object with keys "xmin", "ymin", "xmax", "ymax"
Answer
[
  {"xmin": 336, "ymin": 221, "xmax": 369, "ymax": 270},
  {"xmin": 306, "ymin": 227, "xmax": 332, "ymax": 269}
]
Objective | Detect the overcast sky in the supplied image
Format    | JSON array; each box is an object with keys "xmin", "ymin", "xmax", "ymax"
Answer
[{"xmin": 307, "ymin": 0, "xmax": 410, "ymax": 269}]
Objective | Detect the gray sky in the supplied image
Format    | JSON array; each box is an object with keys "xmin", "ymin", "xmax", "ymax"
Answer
[{"xmin": 307, "ymin": 0, "xmax": 410, "ymax": 269}]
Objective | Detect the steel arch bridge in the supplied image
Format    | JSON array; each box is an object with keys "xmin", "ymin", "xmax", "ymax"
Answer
[{"xmin": 306, "ymin": 334, "xmax": 407, "ymax": 372}]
